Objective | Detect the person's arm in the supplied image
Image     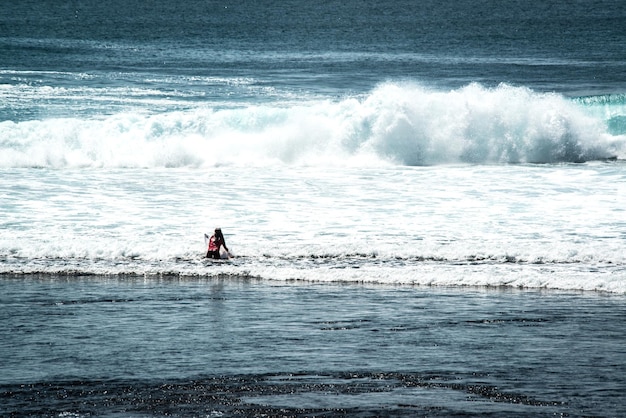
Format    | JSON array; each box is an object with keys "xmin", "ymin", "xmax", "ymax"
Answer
[{"xmin": 217, "ymin": 232, "xmax": 229, "ymax": 252}]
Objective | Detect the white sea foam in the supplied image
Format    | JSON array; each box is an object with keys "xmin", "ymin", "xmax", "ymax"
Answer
[
  {"xmin": 1, "ymin": 164, "xmax": 625, "ymax": 293},
  {"xmin": 1, "ymin": 83, "xmax": 624, "ymax": 168},
  {"xmin": 2, "ymin": 80, "xmax": 625, "ymax": 293}
]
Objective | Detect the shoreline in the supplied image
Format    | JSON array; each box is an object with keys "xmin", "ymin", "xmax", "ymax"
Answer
[{"xmin": 2, "ymin": 272, "xmax": 623, "ymax": 297}]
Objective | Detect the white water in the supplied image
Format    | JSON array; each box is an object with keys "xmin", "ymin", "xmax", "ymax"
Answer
[
  {"xmin": 1, "ymin": 163, "xmax": 625, "ymax": 293},
  {"xmin": 1, "ymin": 83, "xmax": 625, "ymax": 168},
  {"xmin": 2, "ymin": 80, "xmax": 625, "ymax": 292}
]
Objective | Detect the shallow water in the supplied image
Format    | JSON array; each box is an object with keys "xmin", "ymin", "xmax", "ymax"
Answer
[
  {"xmin": 1, "ymin": 276, "xmax": 625, "ymax": 416},
  {"xmin": 2, "ymin": 163, "xmax": 625, "ymax": 294}
]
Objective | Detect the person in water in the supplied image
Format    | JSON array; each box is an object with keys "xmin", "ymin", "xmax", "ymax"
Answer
[{"xmin": 205, "ymin": 228, "xmax": 229, "ymax": 259}]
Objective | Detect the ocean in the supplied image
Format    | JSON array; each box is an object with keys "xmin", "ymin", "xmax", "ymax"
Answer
[{"xmin": 1, "ymin": 0, "xmax": 625, "ymax": 416}]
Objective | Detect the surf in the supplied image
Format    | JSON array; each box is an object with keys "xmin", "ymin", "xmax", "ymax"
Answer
[{"xmin": 0, "ymin": 82, "xmax": 624, "ymax": 168}]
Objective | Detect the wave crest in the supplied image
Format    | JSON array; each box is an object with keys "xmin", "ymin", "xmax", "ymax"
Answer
[{"xmin": 1, "ymin": 82, "xmax": 623, "ymax": 168}]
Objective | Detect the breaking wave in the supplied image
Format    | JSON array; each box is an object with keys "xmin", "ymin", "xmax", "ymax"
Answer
[{"xmin": 1, "ymin": 82, "xmax": 624, "ymax": 168}]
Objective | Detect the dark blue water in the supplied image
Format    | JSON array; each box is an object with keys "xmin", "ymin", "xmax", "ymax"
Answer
[
  {"xmin": 1, "ymin": 276, "xmax": 625, "ymax": 417},
  {"xmin": 2, "ymin": 0, "xmax": 625, "ymax": 95}
]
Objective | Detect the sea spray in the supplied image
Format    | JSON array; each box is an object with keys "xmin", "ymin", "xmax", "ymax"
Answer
[{"xmin": 0, "ymin": 83, "xmax": 623, "ymax": 168}]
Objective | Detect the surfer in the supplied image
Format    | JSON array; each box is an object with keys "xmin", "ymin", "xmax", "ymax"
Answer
[{"xmin": 205, "ymin": 228, "xmax": 230, "ymax": 259}]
